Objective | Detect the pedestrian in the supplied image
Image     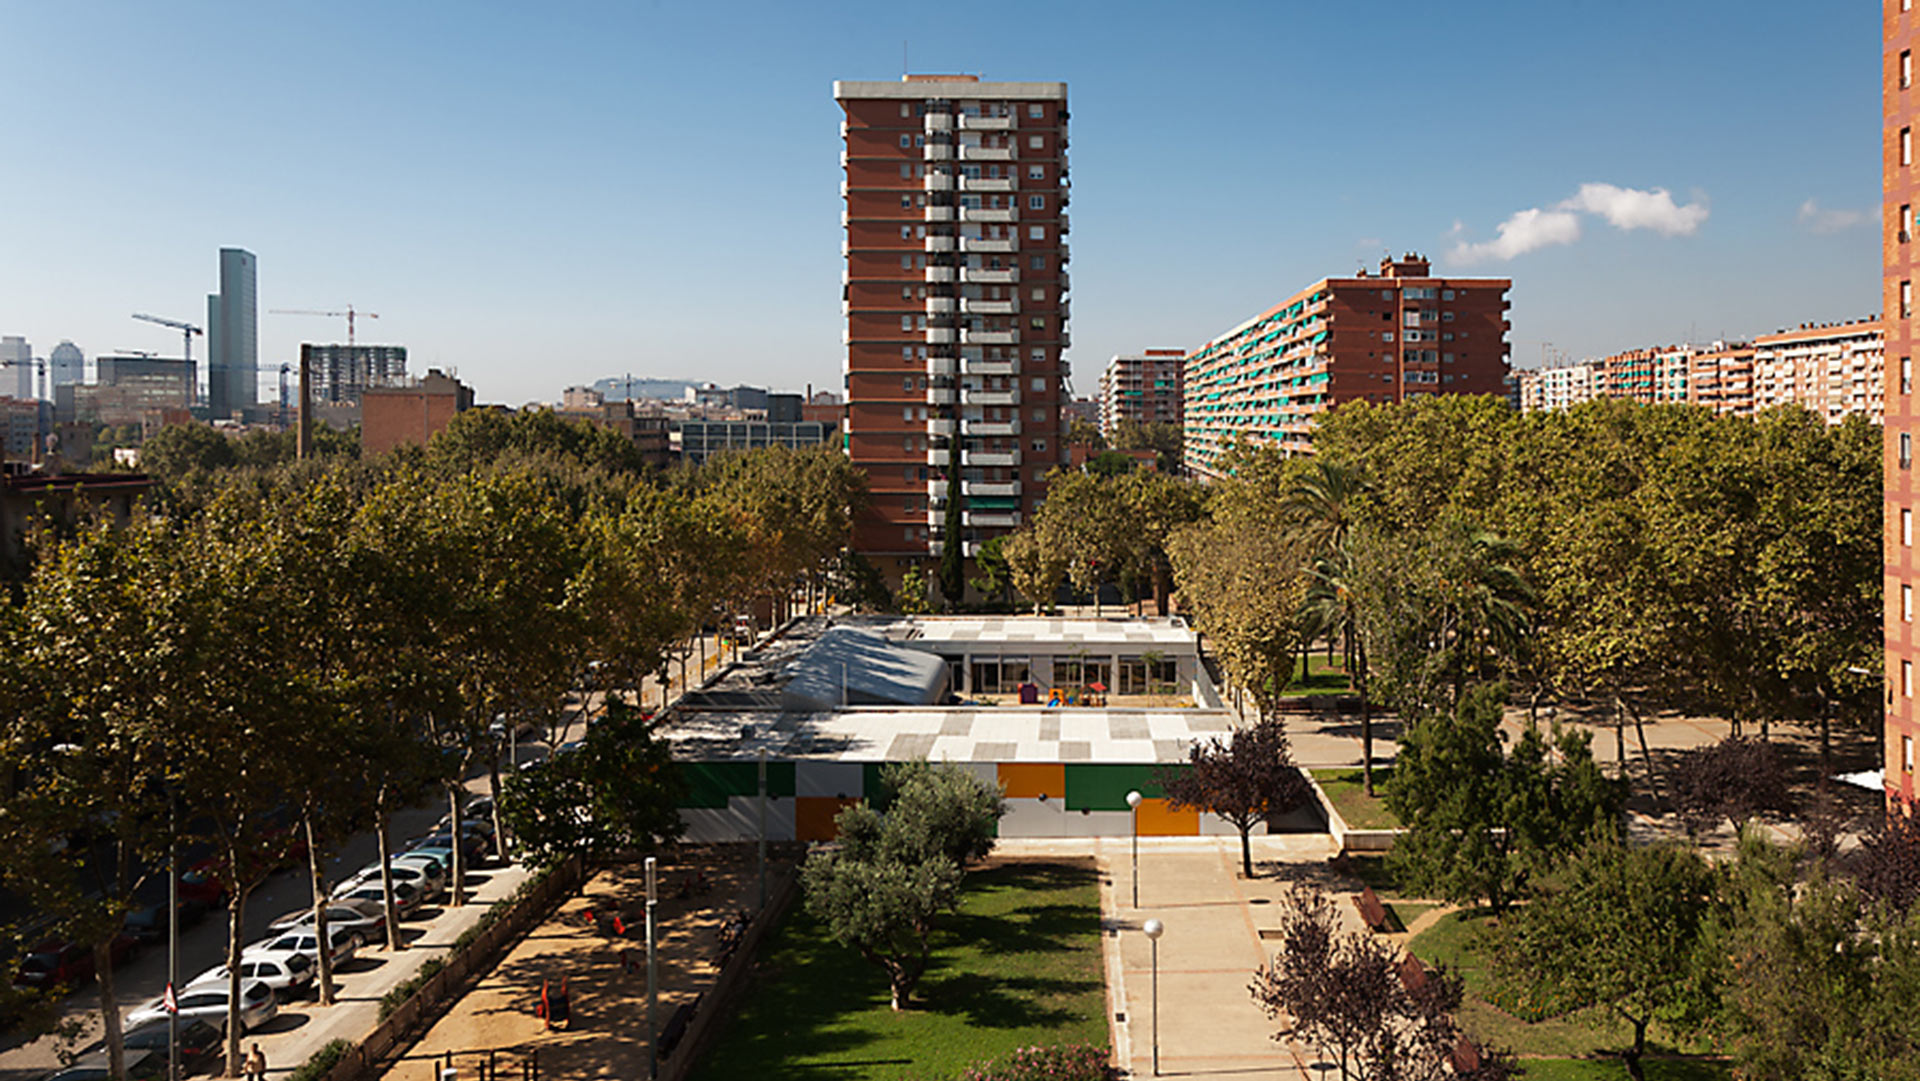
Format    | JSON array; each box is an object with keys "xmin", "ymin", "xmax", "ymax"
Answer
[{"xmin": 245, "ymin": 1043, "xmax": 267, "ymax": 1081}]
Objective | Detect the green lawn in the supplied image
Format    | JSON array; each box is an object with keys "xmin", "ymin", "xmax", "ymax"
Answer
[
  {"xmin": 1277, "ymin": 652, "xmax": 1354, "ymax": 697},
  {"xmin": 1310, "ymin": 768, "xmax": 1402, "ymax": 831},
  {"xmin": 690, "ymin": 861, "xmax": 1108, "ymax": 1081},
  {"xmin": 1519, "ymin": 1058, "xmax": 1730, "ymax": 1080},
  {"xmin": 1407, "ymin": 911, "xmax": 1721, "ymax": 1064}
]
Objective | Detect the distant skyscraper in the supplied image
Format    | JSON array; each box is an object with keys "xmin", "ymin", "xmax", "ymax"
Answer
[
  {"xmin": 0, "ymin": 337, "xmax": 30, "ymax": 400},
  {"xmin": 206, "ymin": 248, "xmax": 257, "ymax": 418},
  {"xmin": 49, "ymin": 341, "xmax": 83, "ymax": 393}
]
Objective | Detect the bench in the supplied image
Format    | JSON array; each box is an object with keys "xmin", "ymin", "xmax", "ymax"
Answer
[
  {"xmin": 659, "ymin": 997, "xmax": 699, "ymax": 1058},
  {"xmin": 1352, "ymin": 886, "xmax": 1391, "ymax": 933}
]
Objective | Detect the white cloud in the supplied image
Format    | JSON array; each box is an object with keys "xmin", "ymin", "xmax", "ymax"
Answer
[
  {"xmin": 1449, "ymin": 182, "xmax": 1710, "ymax": 263},
  {"xmin": 1451, "ymin": 207, "xmax": 1582, "ymax": 263},
  {"xmin": 1797, "ymin": 198, "xmax": 1869, "ymax": 234},
  {"xmin": 1562, "ymin": 183, "xmax": 1708, "ymax": 236}
]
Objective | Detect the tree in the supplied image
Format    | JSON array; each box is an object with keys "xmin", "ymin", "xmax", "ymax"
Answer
[
  {"xmin": 1493, "ymin": 839, "xmax": 1716, "ymax": 1081},
  {"xmin": 1109, "ymin": 419, "xmax": 1182, "ymax": 472},
  {"xmin": 969, "ymin": 534, "xmax": 1014, "ymax": 606},
  {"xmin": 801, "ymin": 761, "xmax": 1004, "ymax": 1009},
  {"xmin": 896, "ymin": 563, "xmax": 934, "ymax": 615},
  {"xmin": 1002, "ymin": 529, "xmax": 1064, "ymax": 614},
  {"xmin": 1251, "ymin": 886, "xmax": 1502, "ymax": 1081},
  {"xmin": 1302, "ymin": 545, "xmax": 1376, "ymax": 794},
  {"xmin": 1850, "ymin": 807, "xmax": 1920, "ymax": 913},
  {"xmin": 1385, "ymin": 684, "xmax": 1623, "ymax": 914},
  {"xmin": 1158, "ymin": 717, "xmax": 1307, "ymax": 878},
  {"xmin": 1066, "ymin": 415, "xmax": 1105, "ymax": 449},
  {"xmin": 1085, "ymin": 449, "xmax": 1136, "ymax": 477},
  {"xmin": 1669, "ymin": 736, "xmax": 1794, "ymax": 836},
  {"xmin": 499, "ymin": 705, "xmax": 687, "ymax": 864}
]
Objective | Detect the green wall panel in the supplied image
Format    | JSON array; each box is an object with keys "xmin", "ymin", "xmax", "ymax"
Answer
[
  {"xmin": 680, "ymin": 760, "xmax": 798, "ymax": 807},
  {"xmin": 1064, "ymin": 763, "xmax": 1184, "ymax": 811}
]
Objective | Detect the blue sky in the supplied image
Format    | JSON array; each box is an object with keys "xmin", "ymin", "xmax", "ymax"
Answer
[{"xmin": 0, "ymin": 0, "xmax": 1880, "ymax": 405}]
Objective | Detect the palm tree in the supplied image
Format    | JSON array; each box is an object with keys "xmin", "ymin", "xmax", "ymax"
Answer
[
  {"xmin": 1428, "ymin": 522, "xmax": 1536, "ymax": 706},
  {"xmin": 1302, "ymin": 544, "xmax": 1377, "ymax": 795},
  {"xmin": 1281, "ymin": 459, "xmax": 1373, "ymax": 684}
]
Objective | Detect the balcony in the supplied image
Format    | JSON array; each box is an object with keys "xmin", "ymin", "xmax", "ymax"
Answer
[
  {"xmin": 963, "ymin": 329, "xmax": 1018, "ymax": 346},
  {"xmin": 964, "ymin": 421, "xmax": 1018, "ymax": 437},
  {"xmin": 925, "ymin": 418, "xmax": 954, "ymax": 436},
  {"xmin": 925, "ymin": 327, "xmax": 956, "ymax": 344},
  {"xmin": 962, "ymin": 389, "xmax": 1018, "ymax": 406},
  {"xmin": 965, "ymin": 511, "xmax": 1021, "ymax": 528},
  {"xmin": 924, "ymin": 235, "xmax": 955, "ymax": 252},
  {"xmin": 965, "ymin": 450, "xmax": 1020, "ymax": 467},
  {"xmin": 926, "ymin": 387, "xmax": 957, "ymax": 406},
  {"xmin": 927, "ymin": 479, "xmax": 950, "ymax": 499},
  {"xmin": 963, "ymin": 357, "xmax": 1016, "ymax": 376},
  {"xmin": 961, "ymin": 237, "xmax": 1017, "ymax": 254},
  {"xmin": 963, "ymin": 481, "xmax": 1019, "ymax": 497},
  {"xmin": 960, "ymin": 145, "xmax": 1013, "ymax": 161},
  {"xmin": 961, "ymin": 207, "xmax": 1017, "ymax": 223},
  {"xmin": 927, "ymin": 540, "xmax": 979, "ymax": 558},
  {"xmin": 923, "ymin": 144, "xmax": 952, "ymax": 160},
  {"xmin": 962, "ymin": 267, "xmax": 1018, "ymax": 284},
  {"xmin": 924, "ymin": 172, "xmax": 954, "ymax": 192},
  {"xmin": 925, "ymin": 357, "xmax": 956, "ymax": 378},
  {"xmin": 962, "ymin": 298, "xmax": 1016, "ymax": 315},
  {"xmin": 958, "ymin": 114, "xmax": 1015, "ymax": 131},
  {"xmin": 927, "ymin": 448, "xmax": 954, "ymax": 466},
  {"xmin": 925, "ymin": 296, "xmax": 955, "ymax": 314},
  {"xmin": 924, "ymin": 113, "xmax": 952, "ymax": 132},
  {"xmin": 924, "ymin": 206, "xmax": 954, "ymax": 223},
  {"xmin": 959, "ymin": 176, "xmax": 1015, "ymax": 192},
  {"xmin": 1059, "ymin": 212, "xmax": 1069, "ymax": 234},
  {"xmin": 925, "ymin": 267, "xmax": 956, "ymax": 283},
  {"xmin": 925, "ymin": 510, "xmax": 945, "ymax": 526}
]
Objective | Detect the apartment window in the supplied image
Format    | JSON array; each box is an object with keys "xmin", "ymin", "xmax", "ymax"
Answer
[
  {"xmin": 913, "ymin": 135, "xmax": 925, "ymax": 148},
  {"xmin": 1907, "ymin": 508, "xmax": 1914, "ymax": 547},
  {"xmin": 1028, "ymin": 135, "xmax": 1043, "ymax": 148},
  {"xmin": 1907, "ymin": 735, "xmax": 1915, "ymax": 773},
  {"xmin": 1906, "ymin": 50, "xmax": 1914, "ymax": 88},
  {"xmin": 1903, "ymin": 432, "xmax": 1913, "ymax": 469},
  {"xmin": 1032, "ymin": 409, "xmax": 1045, "ymax": 422},
  {"xmin": 900, "ymin": 164, "xmax": 911, "ymax": 178},
  {"xmin": 1030, "ymin": 317, "xmax": 1045, "ymax": 330},
  {"xmin": 901, "ymin": 316, "xmax": 913, "ymax": 331},
  {"xmin": 1905, "ymin": 127, "xmax": 1913, "ymax": 166},
  {"xmin": 1905, "ymin": 660, "xmax": 1913, "ymax": 698},
  {"xmin": 903, "ymin": 376, "xmax": 914, "ymax": 390},
  {"xmin": 1028, "ymin": 103, "xmax": 1044, "ymax": 118},
  {"xmin": 901, "ymin": 225, "xmax": 911, "ymax": 239},
  {"xmin": 1904, "ymin": 356, "xmax": 1912, "ymax": 394},
  {"xmin": 902, "ymin": 286, "xmax": 912, "ymax": 299},
  {"xmin": 1029, "ymin": 225, "xmax": 1045, "ymax": 240},
  {"xmin": 1031, "ymin": 377, "xmax": 1045, "ymax": 391},
  {"xmin": 1032, "ymin": 439, "xmax": 1047, "ymax": 452},
  {"xmin": 901, "ymin": 194, "xmax": 911, "ymax": 209},
  {"xmin": 1031, "ymin": 255, "xmax": 1045, "ymax": 269},
  {"xmin": 1028, "ymin": 165, "xmax": 1045, "ymax": 179},
  {"xmin": 900, "ymin": 103, "xmax": 911, "ymax": 117},
  {"xmin": 1906, "ymin": 280, "xmax": 1914, "ymax": 319},
  {"xmin": 1031, "ymin": 348, "xmax": 1045, "ymax": 365},
  {"xmin": 1906, "ymin": 584, "xmax": 1913, "ymax": 622},
  {"xmin": 1032, "ymin": 287, "xmax": 1045, "ymax": 301},
  {"xmin": 1442, "ymin": 289, "xmax": 1455, "ymax": 301},
  {"xmin": 900, "ymin": 134, "xmax": 912, "ymax": 148},
  {"xmin": 1028, "ymin": 195, "xmax": 1045, "ymax": 210}
]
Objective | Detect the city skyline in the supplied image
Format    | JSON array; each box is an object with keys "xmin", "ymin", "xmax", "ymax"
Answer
[{"xmin": 0, "ymin": 0, "xmax": 1879, "ymax": 406}]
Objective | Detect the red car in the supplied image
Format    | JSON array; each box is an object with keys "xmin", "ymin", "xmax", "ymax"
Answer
[{"xmin": 13, "ymin": 935, "xmax": 137, "ymax": 992}]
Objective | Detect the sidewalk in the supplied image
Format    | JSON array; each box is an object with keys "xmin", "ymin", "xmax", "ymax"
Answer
[{"xmin": 997, "ymin": 834, "xmax": 1352, "ymax": 1081}]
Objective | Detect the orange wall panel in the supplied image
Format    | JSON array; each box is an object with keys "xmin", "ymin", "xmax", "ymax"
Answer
[
  {"xmin": 795, "ymin": 796, "xmax": 861, "ymax": 842},
  {"xmin": 998, "ymin": 762, "xmax": 1066, "ymax": 800},
  {"xmin": 1135, "ymin": 798, "xmax": 1200, "ymax": 836}
]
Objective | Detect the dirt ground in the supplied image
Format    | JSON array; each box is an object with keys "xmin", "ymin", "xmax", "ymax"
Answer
[{"xmin": 377, "ymin": 844, "xmax": 787, "ymax": 1081}]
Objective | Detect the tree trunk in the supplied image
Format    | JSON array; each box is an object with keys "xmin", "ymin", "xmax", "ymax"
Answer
[
  {"xmin": 223, "ymin": 853, "xmax": 249, "ymax": 1077},
  {"xmin": 303, "ymin": 813, "xmax": 335, "ymax": 1005},
  {"xmin": 1358, "ymin": 642, "xmax": 1374, "ymax": 798},
  {"xmin": 447, "ymin": 784, "xmax": 465, "ymax": 907},
  {"xmin": 1624, "ymin": 1017, "xmax": 1648, "ymax": 1081},
  {"xmin": 94, "ymin": 938, "xmax": 124, "ymax": 1081},
  {"xmin": 1239, "ymin": 824, "xmax": 1255, "ymax": 879},
  {"xmin": 487, "ymin": 756, "xmax": 508, "ymax": 862},
  {"xmin": 376, "ymin": 787, "xmax": 404, "ymax": 950},
  {"xmin": 1619, "ymin": 695, "xmax": 1663, "ymax": 803},
  {"xmin": 890, "ymin": 971, "xmax": 910, "ymax": 1011}
]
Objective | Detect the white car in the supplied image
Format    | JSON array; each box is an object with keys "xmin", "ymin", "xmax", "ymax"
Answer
[
  {"xmin": 193, "ymin": 953, "xmax": 314, "ymax": 1000},
  {"xmin": 127, "ymin": 975, "xmax": 278, "ymax": 1033},
  {"xmin": 270, "ymin": 901, "xmax": 390, "ymax": 945},
  {"xmin": 339, "ymin": 859, "xmax": 442, "ymax": 903},
  {"xmin": 250, "ymin": 924, "xmax": 360, "ymax": 968}
]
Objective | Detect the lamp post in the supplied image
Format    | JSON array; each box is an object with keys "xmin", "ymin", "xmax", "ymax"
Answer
[
  {"xmin": 645, "ymin": 857, "xmax": 659, "ymax": 1079},
  {"xmin": 1142, "ymin": 918, "xmax": 1164, "ymax": 1076},
  {"xmin": 1125, "ymin": 790, "xmax": 1143, "ymax": 908},
  {"xmin": 742, "ymin": 723, "xmax": 766, "ymax": 912},
  {"xmin": 167, "ymin": 796, "xmax": 179, "ymax": 1081}
]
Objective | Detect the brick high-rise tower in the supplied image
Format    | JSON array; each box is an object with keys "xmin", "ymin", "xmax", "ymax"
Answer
[
  {"xmin": 835, "ymin": 75, "xmax": 1071, "ymax": 585},
  {"xmin": 1886, "ymin": 0, "xmax": 1918, "ymax": 806}
]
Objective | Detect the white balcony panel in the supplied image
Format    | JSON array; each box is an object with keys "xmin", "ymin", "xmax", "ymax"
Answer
[
  {"xmin": 964, "ymin": 481, "xmax": 1019, "ymax": 497},
  {"xmin": 963, "ymin": 358, "xmax": 1016, "ymax": 376},
  {"xmin": 962, "ymin": 238, "xmax": 1017, "ymax": 253},
  {"xmin": 927, "ymin": 449, "xmax": 952, "ymax": 466},
  {"xmin": 965, "ymin": 512, "xmax": 1021, "ymax": 528},
  {"xmin": 925, "ymin": 267, "xmax": 956, "ymax": 283},
  {"xmin": 959, "ymin": 177, "xmax": 1015, "ymax": 192},
  {"xmin": 960, "ymin": 145, "xmax": 1013, "ymax": 161},
  {"xmin": 963, "ymin": 390, "xmax": 1018, "ymax": 406},
  {"xmin": 958, "ymin": 114, "xmax": 1015, "ymax": 131},
  {"xmin": 925, "ymin": 418, "xmax": 954, "ymax": 436},
  {"xmin": 927, "ymin": 479, "xmax": 950, "ymax": 498},
  {"xmin": 924, "ymin": 206, "xmax": 954, "ymax": 223},
  {"xmin": 924, "ymin": 356, "xmax": 956, "ymax": 377},
  {"xmin": 965, "ymin": 451, "xmax": 1020, "ymax": 467},
  {"xmin": 924, "ymin": 235, "xmax": 955, "ymax": 252},
  {"xmin": 924, "ymin": 113, "xmax": 953, "ymax": 132},
  {"xmin": 964, "ymin": 422, "xmax": 1019, "ymax": 438},
  {"xmin": 962, "ymin": 268, "xmax": 1018, "ymax": 284},
  {"xmin": 963, "ymin": 330, "xmax": 1019, "ymax": 346},
  {"xmin": 961, "ymin": 207, "xmax": 1017, "ymax": 224},
  {"xmin": 925, "ymin": 327, "xmax": 956, "ymax": 344},
  {"xmin": 924, "ymin": 173, "xmax": 954, "ymax": 192},
  {"xmin": 923, "ymin": 144, "xmax": 952, "ymax": 160},
  {"xmin": 925, "ymin": 296, "xmax": 956, "ymax": 314},
  {"xmin": 962, "ymin": 299, "xmax": 1016, "ymax": 315},
  {"xmin": 926, "ymin": 511, "xmax": 945, "ymax": 526},
  {"xmin": 1059, "ymin": 212, "xmax": 1070, "ymax": 233},
  {"xmin": 925, "ymin": 387, "xmax": 956, "ymax": 404}
]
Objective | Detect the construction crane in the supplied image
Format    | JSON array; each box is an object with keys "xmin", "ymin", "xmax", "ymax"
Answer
[
  {"xmin": 269, "ymin": 305, "xmax": 379, "ymax": 345},
  {"xmin": 131, "ymin": 313, "xmax": 203, "ymax": 363}
]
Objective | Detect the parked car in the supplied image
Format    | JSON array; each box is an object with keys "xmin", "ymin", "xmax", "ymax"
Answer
[
  {"xmin": 127, "ymin": 976, "xmax": 277, "ymax": 1033},
  {"xmin": 411, "ymin": 829, "xmax": 488, "ymax": 865},
  {"xmin": 41, "ymin": 1048, "xmax": 163, "ymax": 1081},
  {"xmin": 14, "ymin": 935, "xmax": 137, "ymax": 992},
  {"xmin": 113, "ymin": 1018, "xmax": 221, "ymax": 1075},
  {"xmin": 340, "ymin": 879, "xmax": 421, "ymax": 919},
  {"xmin": 176, "ymin": 860, "xmax": 227, "ymax": 907},
  {"xmin": 194, "ymin": 952, "xmax": 314, "ymax": 1001},
  {"xmin": 268, "ymin": 901, "xmax": 389, "ymax": 944},
  {"xmin": 251, "ymin": 925, "xmax": 360, "ymax": 968},
  {"xmin": 123, "ymin": 898, "xmax": 211, "ymax": 944},
  {"xmin": 337, "ymin": 860, "xmax": 440, "ymax": 903}
]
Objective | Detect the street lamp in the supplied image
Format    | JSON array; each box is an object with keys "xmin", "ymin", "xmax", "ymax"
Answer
[
  {"xmin": 1142, "ymin": 918, "xmax": 1164, "ymax": 1077},
  {"xmin": 741, "ymin": 724, "xmax": 767, "ymax": 911},
  {"xmin": 1125, "ymin": 790, "xmax": 1143, "ymax": 908},
  {"xmin": 645, "ymin": 857, "xmax": 659, "ymax": 1080}
]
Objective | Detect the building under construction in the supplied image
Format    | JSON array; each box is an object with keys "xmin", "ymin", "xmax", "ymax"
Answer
[{"xmin": 300, "ymin": 343, "xmax": 408, "ymax": 404}]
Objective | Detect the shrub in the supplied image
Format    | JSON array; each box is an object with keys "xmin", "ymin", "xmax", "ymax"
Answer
[
  {"xmin": 953, "ymin": 1044, "xmax": 1111, "ymax": 1081},
  {"xmin": 287, "ymin": 1040, "xmax": 353, "ymax": 1081}
]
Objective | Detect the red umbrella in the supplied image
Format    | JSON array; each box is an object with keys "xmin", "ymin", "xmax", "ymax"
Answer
[{"xmin": 1088, "ymin": 681, "xmax": 1107, "ymax": 692}]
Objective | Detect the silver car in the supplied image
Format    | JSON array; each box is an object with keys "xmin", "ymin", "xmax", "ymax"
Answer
[
  {"xmin": 270, "ymin": 901, "xmax": 390, "ymax": 944},
  {"xmin": 194, "ymin": 953, "xmax": 314, "ymax": 1000},
  {"xmin": 126, "ymin": 975, "xmax": 277, "ymax": 1033}
]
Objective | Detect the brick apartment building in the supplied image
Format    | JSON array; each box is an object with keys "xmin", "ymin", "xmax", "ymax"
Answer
[
  {"xmin": 1888, "ymin": 0, "xmax": 1918, "ymax": 807},
  {"xmin": 835, "ymin": 75, "xmax": 1071, "ymax": 582},
  {"xmin": 1098, "ymin": 350, "xmax": 1184, "ymax": 436},
  {"xmin": 1182, "ymin": 254, "xmax": 1511, "ymax": 478},
  {"xmin": 361, "ymin": 369, "xmax": 473, "ymax": 456}
]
